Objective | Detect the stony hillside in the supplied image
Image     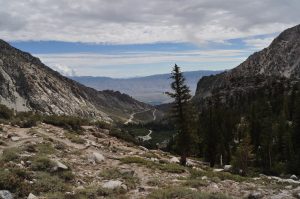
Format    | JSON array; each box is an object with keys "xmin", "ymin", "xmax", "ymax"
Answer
[
  {"xmin": 1, "ymin": 123, "xmax": 300, "ymax": 199},
  {"xmin": 195, "ymin": 24, "xmax": 300, "ymax": 100},
  {"xmin": 0, "ymin": 40, "xmax": 150, "ymax": 121}
]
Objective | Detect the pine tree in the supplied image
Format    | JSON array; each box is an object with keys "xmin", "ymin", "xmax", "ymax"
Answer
[{"xmin": 166, "ymin": 64, "xmax": 194, "ymax": 165}]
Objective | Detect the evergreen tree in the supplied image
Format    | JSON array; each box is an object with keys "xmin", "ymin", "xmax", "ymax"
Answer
[{"xmin": 166, "ymin": 64, "xmax": 194, "ymax": 165}]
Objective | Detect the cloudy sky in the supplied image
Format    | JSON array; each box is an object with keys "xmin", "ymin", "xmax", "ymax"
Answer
[{"xmin": 1, "ymin": 0, "xmax": 300, "ymax": 77}]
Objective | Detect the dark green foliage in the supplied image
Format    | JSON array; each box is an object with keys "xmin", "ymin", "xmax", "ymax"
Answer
[
  {"xmin": 166, "ymin": 64, "xmax": 196, "ymax": 165},
  {"xmin": 42, "ymin": 115, "xmax": 88, "ymax": 131},
  {"xmin": 0, "ymin": 104, "xmax": 14, "ymax": 119},
  {"xmin": 194, "ymin": 81, "xmax": 300, "ymax": 175},
  {"xmin": 0, "ymin": 168, "xmax": 32, "ymax": 197}
]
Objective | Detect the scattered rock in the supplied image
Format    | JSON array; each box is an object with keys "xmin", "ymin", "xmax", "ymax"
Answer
[
  {"xmin": 139, "ymin": 146, "xmax": 148, "ymax": 151},
  {"xmin": 248, "ymin": 191, "xmax": 263, "ymax": 199},
  {"xmin": 290, "ymin": 175, "xmax": 298, "ymax": 180},
  {"xmin": 138, "ymin": 187, "xmax": 146, "ymax": 192},
  {"xmin": 119, "ymin": 168, "xmax": 134, "ymax": 177},
  {"xmin": 224, "ymin": 165, "xmax": 232, "ymax": 171},
  {"xmin": 11, "ymin": 136, "xmax": 20, "ymax": 141},
  {"xmin": 102, "ymin": 180, "xmax": 122, "ymax": 189},
  {"xmin": 87, "ymin": 152, "xmax": 105, "ymax": 164},
  {"xmin": 213, "ymin": 168, "xmax": 224, "ymax": 172},
  {"xmin": 169, "ymin": 157, "xmax": 180, "ymax": 163},
  {"xmin": 27, "ymin": 193, "xmax": 38, "ymax": 199},
  {"xmin": 53, "ymin": 160, "xmax": 68, "ymax": 170},
  {"xmin": 0, "ymin": 190, "xmax": 13, "ymax": 199},
  {"xmin": 201, "ymin": 176, "xmax": 208, "ymax": 180}
]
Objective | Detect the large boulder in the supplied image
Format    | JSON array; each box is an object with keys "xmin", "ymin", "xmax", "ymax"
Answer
[
  {"xmin": 0, "ymin": 190, "xmax": 13, "ymax": 199},
  {"xmin": 169, "ymin": 157, "xmax": 180, "ymax": 164},
  {"xmin": 27, "ymin": 193, "xmax": 38, "ymax": 199},
  {"xmin": 53, "ymin": 160, "xmax": 68, "ymax": 171},
  {"xmin": 102, "ymin": 180, "xmax": 122, "ymax": 189},
  {"xmin": 87, "ymin": 152, "xmax": 105, "ymax": 164}
]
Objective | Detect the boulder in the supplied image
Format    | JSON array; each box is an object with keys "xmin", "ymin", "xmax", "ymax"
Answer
[
  {"xmin": 0, "ymin": 190, "xmax": 13, "ymax": 199},
  {"xmin": 290, "ymin": 175, "xmax": 298, "ymax": 180},
  {"xmin": 53, "ymin": 160, "xmax": 68, "ymax": 171},
  {"xmin": 11, "ymin": 136, "xmax": 20, "ymax": 141},
  {"xmin": 248, "ymin": 192, "xmax": 263, "ymax": 199},
  {"xmin": 87, "ymin": 152, "xmax": 105, "ymax": 164},
  {"xmin": 102, "ymin": 180, "xmax": 122, "ymax": 189},
  {"xmin": 27, "ymin": 193, "xmax": 38, "ymax": 199},
  {"xmin": 119, "ymin": 168, "xmax": 134, "ymax": 177},
  {"xmin": 224, "ymin": 165, "xmax": 232, "ymax": 171},
  {"xmin": 169, "ymin": 157, "xmax": 180, "ymax": 164},
  {"xmin": 213, "ymin": 168, "xmax": 224, "ymax": 172}
]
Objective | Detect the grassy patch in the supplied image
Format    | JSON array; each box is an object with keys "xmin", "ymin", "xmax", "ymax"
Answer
[
  {"xmin": 0, "ymin": 168, "xmax": 32, "ymax": 197},
  {"xmin": 1, "ymin": 147, "xmax": 20, "ymax": 162},
  {"xmin": 147, "ymin": 178, "xmax": 162, "ymax": 187},
  {"xmin": 147, "ymin": 187, "xmax": 232, "ymax": 199},
  {"xmin": 189, "ymin": 168, "xmax": 248, "ymax": 183},
  {"xmin": 99, "ymin": 167, "xmax": 139, "ymax": 189},
  {"xmin": 30, "ymin": 155, "xmax": 55, "ymax": 172},
  {"xmin": 72, "ymin": 186, "xmax": 127, "ymax": 199},
  {"xmin": 65, "ymin": 132, "xmax": 86, "ymax": 144},
  {"xmin": 33, "ymin": 172, "xmax": 71, "ymax": 194},
  {"xmin": 121, "ymin": 156, "xmax": 185, "ymax": 174}
]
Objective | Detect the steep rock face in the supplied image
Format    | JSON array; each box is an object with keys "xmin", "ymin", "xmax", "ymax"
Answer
[
  {"xmin": 0, "ymin": 39, "xmax": 150, "ymax": 120},
  {"xmin": 195, "ymin": 24, "xmax": 300, "ymax": 101}
]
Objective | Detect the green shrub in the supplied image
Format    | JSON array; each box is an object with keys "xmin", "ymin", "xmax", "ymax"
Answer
[
  {"xmin": 1, "ymin": 148, "xmax": 20, "ymax": 162},
  {"xmin": 31, "ymin": 155, "xmax": 55, "ymax": 171},
  {"xmin": 99, "ymin": 168, "xmax": 139, "ymax": 189},
  {"xmin": 121, "ymin": 156, "xmax": 185, "ymax": 174},
  {"xmin": 33, "ymin": 172, "xmax": 70, "ymax": 193},
  {"xmin": 0, "ymin": 168, "xmax": 31, "ymax": 197},
  {"xmin": 147, "ymin": 187, "xmax": 232, "ymax": 199},
  {"xmin": 65, "ymin": 132, "xmax": 86, "ymax": 144},
  {"xmin": 43, "ymin": 115, "xmax": 88, "ymax": 131},
  {"xmin": 0, "ymin": 104, "xmax": 14, "ymax": 120}
]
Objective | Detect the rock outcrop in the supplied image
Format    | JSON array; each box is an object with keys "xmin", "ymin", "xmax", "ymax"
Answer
[
  {"xmin": 0, "ymin": 39, "xmax": 150, "ymax": 121},
  {"xmin": 195, "ymin": 24, "xmax": 300, "ymax": 102}
]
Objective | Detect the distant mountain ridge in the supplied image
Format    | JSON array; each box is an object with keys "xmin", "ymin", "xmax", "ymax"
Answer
[
  {"xmin": 195, "ymin": 24, "xmax": 300, "ymax": 101},
  {"xmin": 0, "ymin": 39, "xmax": 150, "ymax": 121},
  {"xmin": 71, "ymin": 70, "xmax": 221, "ymax": 105}
]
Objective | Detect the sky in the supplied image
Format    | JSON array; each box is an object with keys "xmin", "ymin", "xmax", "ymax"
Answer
[{"xmin": 1, "ymin": 0, "xmax": 300, "ymax": 77}]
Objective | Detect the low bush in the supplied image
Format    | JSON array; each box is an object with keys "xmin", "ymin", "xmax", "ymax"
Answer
[
  {"xmin": 1, "ymin": 148, "xmax": 20, "ymax": 162},
  {"xmin": 147, "ymin": 187, "xmax": 232, "ymax": 199},
  {"xmin": 121, "ymin": 156, "xmax": 185, "ymax": 174},
  {"xmin": 31, "ymin": 155, "xmax": 55, "ymax": 171},
  {"xmin": 0, "ymin": 104, "xmax": 14, "ymax": 120},
  {"xmin": 33, "ymin": 172, "xmax": 70, "ymax": 193},
  {"xmin": 0, "ymin": 168, "xmax": 31, "ymax": 197},
  {"xmin": 99, "ymin": 167, "xmax": 139, "ymax": 189},
  {"xmin": 43, "ymin": 115, "xmax": 88, "ymax": 131}
]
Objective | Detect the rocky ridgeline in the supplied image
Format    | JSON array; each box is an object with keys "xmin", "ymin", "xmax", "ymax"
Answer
[
  {"xmin": 195, "ymin": 24, "xmax": 300, "ymax": 102},
  {"xmin": 0, "ymin": 39, "xmax": 150, "ymax": 122},
  {"xmin": 1, "ymin": 123, "xmax": 300, "ymax": 199}
]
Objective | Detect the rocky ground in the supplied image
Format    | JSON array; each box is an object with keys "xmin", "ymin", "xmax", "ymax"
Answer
[{"xmin": 1, "ymin": 123, "xmax": 300, "ymax": 199}]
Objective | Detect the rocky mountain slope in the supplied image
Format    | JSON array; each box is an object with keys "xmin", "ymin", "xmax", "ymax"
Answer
[
  {"xmin": 71, "ymin": 70, "xmax": 221, "ymax": 105},
  {"xmin": 195, "ymin": 24, "xmax": 300, "ymax": 101},
  {"xmin": 0, "ymin": 39, "xmax": 150, "ymax": 121},
  {"xmin": 1, "ymin": 123, "xmax": 300, "ymax": 199}
]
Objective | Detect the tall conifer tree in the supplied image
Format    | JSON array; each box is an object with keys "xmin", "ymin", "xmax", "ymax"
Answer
[{"xmin": 166, "ymin": 64, "xmax": 194, "ymax": 165}]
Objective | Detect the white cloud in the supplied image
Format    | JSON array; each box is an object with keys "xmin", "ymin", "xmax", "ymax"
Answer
[
  {"xmin": 36, "ymin": 49, "xmax": 249, "ymax": 77},
  {"xmin": 0, "ymin": 0, "xmax": 299, "ymax": 44},
  {"xmin": 244, "ymin": 37, "xmax": 274, "ymax": 50},
  {"xmin": 50, "ymin": 64, "xmax": 77, "ymax": 76}
]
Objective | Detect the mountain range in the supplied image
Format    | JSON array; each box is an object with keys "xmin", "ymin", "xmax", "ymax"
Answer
[
  {"xmin": 71, "ymin": 70, "xmax": 221, "ymax": 105},
  {"xmin": 0, "ymin": 40, "xmax": 150, "ymax": 122},
  {"xmin": 195, "ymin": 24, "xmax": 300, "ymax": 103}
]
